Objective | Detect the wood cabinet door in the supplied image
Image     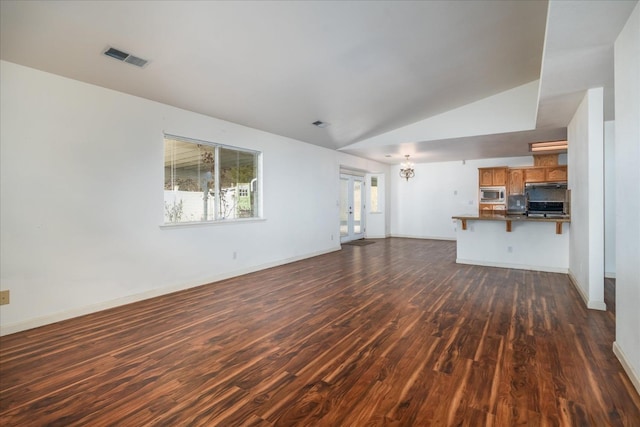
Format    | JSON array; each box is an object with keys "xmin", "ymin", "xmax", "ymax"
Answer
[
  {"xmin": 533, "ymin": 154, "xmax": 559, "ymax": 166},
  {"xmin": 479, "ymin": 169, "xmax": 493, "ymax": 186},
  {"xmin": 508, "ymin": 169, "xmax": 525, "ymax": 195},
  {"xmin": 546, "ymin": 165, "xmax": 567, "ymax": 182},
  {"xmin": 493, "ymin": 168, "xmax": 507, "ymax": 186},
  {"xmin": 524, "ymin": 168, "xmax": 546, "ymax": 183},
  {"xmin": 479, "ymin": 203, "xmax": 494, "ymax": 214},
  {"xmin": 479, "ymin": 167, "xmax": 507, "ymax": 186}
]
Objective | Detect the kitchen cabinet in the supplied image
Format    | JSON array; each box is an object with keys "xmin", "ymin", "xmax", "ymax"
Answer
[
  {"xmin": 508, "ymin": 168, "xmax": 525, "ymax": 195},
  {"xmin": 546, "ymin": 165, "xmax": 567, "ymax": 181},
  {"xmin": 479, "ymin": 203, "xmax": 505, "ymax": 215},
  {"xmin": 493, "ymin": 168, "xmax": 507, "ymax": 186},
  {"xmin": 479, "ymin": 169, "xmax": 493, "ymax": 186},
  {"xmin": 524, "ymin": 166, "xmax": 567, "ymax": 183},
  {"xmin": 524, "ymin": 168, "xmax": 546, "ymax": 183},
  {"xmin": 479, "ymin": 167, "xmax": 507, "ymax": 186},
  {"xmin": 533, "ymin": 154, "xmax": 560, "ymax": 167},
  {"xmin": 479, "ymin": 165, "xmax": 566, "ymax": 215},
  {"xmin": 479, "ymin": 203, "xmax": 494, "ymax": 215}
]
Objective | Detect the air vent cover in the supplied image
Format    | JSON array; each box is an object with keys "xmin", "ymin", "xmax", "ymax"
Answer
[
  {"xmin": 104, "ymin": 47, "xmax": 148, "ymax": 68},
  {"xmin": 124, "ymin": 55, "xmax": 148, "ymax": 67},
  {"xmin": 312, "ymin": 120, "xmax": 329, "ymax": 128}
]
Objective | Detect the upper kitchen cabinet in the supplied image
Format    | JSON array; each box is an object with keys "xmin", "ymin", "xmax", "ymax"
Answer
[
  {"xmin": 533, "ymin": 154, "xmax": 560, "ymax": 167},
  {"xmin": 524, "ymin": 165, "xmax": 567, "ymax": 183},
  {"xmin": 508, "ymin": 168, "xmax": 525, "ymax": 195},
  {"xmin": 479, "ymin": 167, "xmax": 507, "ymax": 186},
  {"xmin": 524, "ymin": 167, "xmax": 546, "ymax": 183},
  {"xmin": 546, "ymin": 165, "xmax": 568, "ymax": 182}
]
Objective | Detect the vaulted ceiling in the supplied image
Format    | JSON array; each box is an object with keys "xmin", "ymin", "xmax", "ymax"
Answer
[{"xmin": 1, "ymin": 0, "xmax": 636, "ymax": 164}]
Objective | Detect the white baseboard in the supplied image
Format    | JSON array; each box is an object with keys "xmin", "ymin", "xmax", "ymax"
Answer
[
  {"xmin": 391, "ymin": 233, "xmax": 456, "ymax": 241},
  {"xmin": 567, "ymin": 271, "xmax": 607, "ymax": 311},
  {"xmin": 455, "ymin": 258, "xmax": 568, "ymax": 274},
  {"xmin": 0, "ymin": 246, "xmax": 341, "ymax": 336},
  {"xmin": 613, "ymin": 341, "xmax": 640, "ymax": 396},
  {"xmin": 605, "ymin": 271, "xmax": 616, "ymax": 279}
]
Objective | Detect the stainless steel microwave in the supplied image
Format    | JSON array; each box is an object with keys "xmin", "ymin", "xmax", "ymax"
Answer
[{"xmin": 480, "ymin": 186, "xmax": 505, "ymax": 204}]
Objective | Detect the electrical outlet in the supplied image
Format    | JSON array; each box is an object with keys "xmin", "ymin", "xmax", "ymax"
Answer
[
  {"xmin": 233, "ymin": 251, "xmax": 238, "ymax": 260},
  {"xmin": 508, "ymin": 246, "xmax": 513, "ymax": 253},
  {"xmin": 0, "ymin": 290, "xmax": 9, "ymax": 305}
]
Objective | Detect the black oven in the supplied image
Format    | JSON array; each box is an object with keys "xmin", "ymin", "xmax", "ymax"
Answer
[
  {"xmin": 527, "ymin": 201, "xmax": 567, "ymax": 218},
  {"xmin": 525, "ymin": 182, "xmax": 569, "ymax": 218}
]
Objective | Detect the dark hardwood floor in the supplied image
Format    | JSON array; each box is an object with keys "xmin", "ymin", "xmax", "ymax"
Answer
[{"xmin": 1, "ymin": 238, "xmax": 639, "ymax": 426}]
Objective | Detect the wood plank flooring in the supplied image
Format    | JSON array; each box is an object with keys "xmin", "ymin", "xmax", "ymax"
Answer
[{"xmin": 1, "ymin": 238, "xmax": 639, "ymax": 426}]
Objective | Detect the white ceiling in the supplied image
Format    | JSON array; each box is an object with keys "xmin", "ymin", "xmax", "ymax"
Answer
[{"xmin": 1, "ymin": 0, "xmax": 636, "ymax": 164}]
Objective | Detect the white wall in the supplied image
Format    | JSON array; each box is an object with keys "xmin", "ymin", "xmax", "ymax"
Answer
[
  {"xmin": 613, "ymin": 1, "xmax": 640, "ymax": 394},
  {"xmin": 455, "ymin": 220, "xmax": 569, "ymax": 273},
  {"xmin": 567, "ymin": 88, "xmax": 605, "ymax": 311},
  {"xmin": 0, "ymin": 60, "xmax": 388, "ymax": 334},
  {"xmin": 390, "ymin": 156, "xmax": 534, "ymax": 240},
  {"xmin": 604, "ymin": 121, "xmax": 616, "ymax": 277}
]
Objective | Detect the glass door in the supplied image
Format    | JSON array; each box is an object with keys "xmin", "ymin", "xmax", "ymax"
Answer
[{"xmin": 340, "ymin": 174, "xmax": 365, "ymax": 243}]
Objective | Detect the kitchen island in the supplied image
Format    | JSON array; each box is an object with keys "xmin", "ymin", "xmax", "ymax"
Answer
[
  {"xmin": 452, "ymin": 213, "xmax": 570, "ymax": 234},
  {"xmin": 452, "ymin": 213, "xmax": 571, "ymax": 273}
]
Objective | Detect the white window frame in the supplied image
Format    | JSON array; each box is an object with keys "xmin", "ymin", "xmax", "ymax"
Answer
[
  {"xmin": 368, "ymin": 173, "xmax": 383, "ymax": 214},
  {"xmin": 163, "ymin": 133, "xmax": 262, "ymax": 226}
]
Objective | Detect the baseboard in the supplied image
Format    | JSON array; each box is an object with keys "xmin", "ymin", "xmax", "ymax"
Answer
[
  {"xmin": 567, "ymin": 271, "xmax": 592, "ymax": 309},
  {"xmin": 587, "ymin": 300, "xmax": 607, "ymax": 310},
  {"xmin": 455, "ymin": 258, "xmax": 568, "ymax": 274},
  {"xmin": 0, "ymin": 246, "xmax": 341, "ymax": 336},
  {"xmin": 391, "ymin": 233, "xmax": 456, "ymax": 241},
  {"xmin": 567, "ymin": 271, "xmax": 607, "ymax": 311},
  {"xmin": 605, "ymin": 271, "xmax": 616, "ymax": 279},
  {"xmin": 613, "ymin": 341, "xmax": 640, "ymax": 396}
]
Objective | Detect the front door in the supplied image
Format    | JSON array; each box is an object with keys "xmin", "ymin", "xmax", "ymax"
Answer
[{"xmin": 340, "ymin": 174, "xmax": 365, "ymax": 243}]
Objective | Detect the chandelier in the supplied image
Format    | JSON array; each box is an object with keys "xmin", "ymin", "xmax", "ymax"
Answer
[{"xmin": 399, "ymin": 155, "xmax": 415, "ymax": 181}]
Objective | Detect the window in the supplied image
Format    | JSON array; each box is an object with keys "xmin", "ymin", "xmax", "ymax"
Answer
[
  {"xmin": 370, "ymin": 176, "xmax": 380, "ymax": 213},
  {"xmin": 164, "ymin": 135, "xmax": 260, "ymax": 224}
]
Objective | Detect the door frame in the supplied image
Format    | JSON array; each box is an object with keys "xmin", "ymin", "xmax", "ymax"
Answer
[{"xmin": 340, "ymin": 173, "xmax": 366, "ymax": 243}]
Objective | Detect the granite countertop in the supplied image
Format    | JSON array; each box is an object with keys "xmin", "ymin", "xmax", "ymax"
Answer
[{"xmin": 452, "ymin": 213, "xmax": 571, "ymax": 223}]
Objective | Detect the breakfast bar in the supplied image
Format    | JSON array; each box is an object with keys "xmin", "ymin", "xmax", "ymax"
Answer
[
  {"xmin": 452, "ymin": 213, "xmax": 571, "ymax": 234},
  {"xmin": 452, "ymin": 214, "xmax": 571, "ymax": 273}
]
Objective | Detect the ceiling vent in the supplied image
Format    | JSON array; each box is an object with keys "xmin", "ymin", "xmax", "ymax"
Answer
[
  {"xmin": 104, "ymin": 47, "xmax": 148, "ymax": 68},
  {"xmin": 312, "ymin": 120, "xmax": 329, "ymax": 128}
]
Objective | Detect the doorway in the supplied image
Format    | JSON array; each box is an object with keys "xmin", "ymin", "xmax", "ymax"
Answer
[{"xmin": 340, "ymin": 174, "xmax": 365, "ymax": 243}]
